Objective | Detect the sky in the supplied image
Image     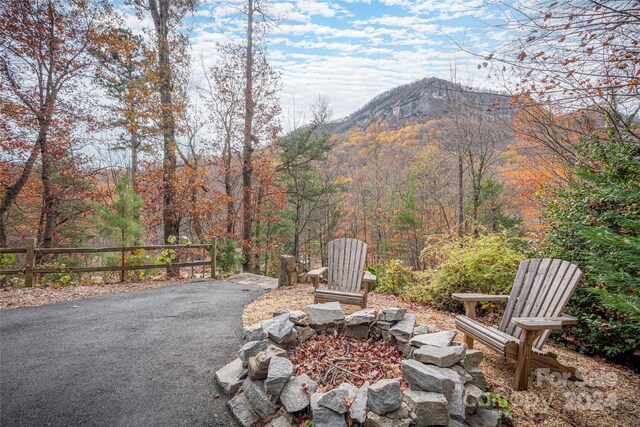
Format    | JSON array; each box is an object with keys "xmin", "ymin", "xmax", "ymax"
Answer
[{"xmin": 121, "ymin": 0, "xmax": 514, "ymax": 123}]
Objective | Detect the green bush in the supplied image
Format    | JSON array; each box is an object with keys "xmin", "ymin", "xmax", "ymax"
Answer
[
  {"xmin": 373, "ymin": 259, "xmax": 413, "ymax": 296},
  {"xmin": 216, "ymin": 238, "xmax": 244, "ymax": 274},
  {"xmin": 427, "ymin": 233, "xmax": 525, "ymax": 311},
  {"xmin": 400, "ymin": 270, "xmax": 433, "ymax": 304}
]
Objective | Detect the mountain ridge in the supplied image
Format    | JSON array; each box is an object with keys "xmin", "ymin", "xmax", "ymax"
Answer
[{"xmin": 330, "ymin": 77, "xmax": 512, "ymax": 134}]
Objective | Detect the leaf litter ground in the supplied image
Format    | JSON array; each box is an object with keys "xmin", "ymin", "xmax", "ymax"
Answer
[{"xmin": 288, "ymin": 328, "xmax": 408, "ymax": 392}]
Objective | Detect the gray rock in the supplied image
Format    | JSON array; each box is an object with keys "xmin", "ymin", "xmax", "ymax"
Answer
[
  {"xmin": 345, "ymin": 308, "xmax": 377, "ymax": 325},
  {"xmin": 375, "ymin": 320, "xmax": 394, "ymax": 330},
  {"xmin": 273, "ymin": 309, "xmax": 289, "ymax": 317},
  {"xmin": 449, "ymin": 419, "xmax": 466, "ymax": 427},
  {"xmin": 402, "ymin": 390, "xmax": 449, "ymax": 426},
  {"xmin": 413, "ymin": 324, "xmax": 434, "ymax": 335},
  {"xmin": 466, "ymin": 408, "xmax": 502, "ymax": 427},
  {"xmin": 265, "ymin": 356, "xmax": 294, "ymax": 397},
  {"xmin": 304, "ymin": 302, "xmax": 345, "ymax": 328},
  {"xmin": 425, "ymin": 366, "xmax": 466, "ymax": 419},
  {"xmin": 401, "ymin": 359, "xmax": 455, "ymax": 395},
  {"xmin": 346, "ymin": 324, "xmax": 370, "ymax": 339},
  {"xmin": 255, "ymin": 344, "xmax": 288, "ymax": 370},
  {"xmin": 385, "ymin": 403, "xmax": 410, "ymax": 419},
  {"xmin": 318, "ymin": 387, "xmax": 349, "ymax": 413},
  {"xmin": 243, "ymin": 323, "xmax": 267, "ymax": 343},
  {"xmin": 371, "ymin": 326, "xmax": 389, "ymax": 341},
  {"xmin": 338, "ymin": 381, "xmax": 358, "ymax": 400},
  {"xmin": 239, "ymin": 368, "xmax": 248, "ymax": 380},
  {"xmin": 289, "ymin": 310, "xmax": 311, "ymax": 326},
  {"xmin": 295, "ymin": 325, "xmax": 316, "ymax": 343},
  {"xmin": 266, "ymin": 413, "xmax": 294, "ymax": 427},
  {"xmin": 240, "ymin": 339, "xmax": 271, "ymax": 366},
  {"xmin": 243, "ymin": 378, "xmax": 277, "ymax": 419},
  {"xmin": 227, "ymin": 392, "xmax": 259, "ymax": 427},
  {"xmin": 215, "ymin": 358, "xmax": 245, "ymax": 394},
  {"xmin": 410, "ymin": 331, "xmax": 456, "ymax": 348},
  {"xmin": 379, "ymin": 308, "xmax": 406, "ymax": 322},
  {"xmin": 262, "ymin": 313, "xmax": 298, "ymax": 344},
  {"xmin": 389, "ymin": 314, "xmax": 416, "ymax": 341},
  {"xmin": 364, "ymin": 411, "xmax": 412, "ymax": 427},
  {"xmin": 450, "ymin": 364, "xmax": 473, "ymax": 383},
  {"xmin": 464, "ymin": 383, "xmax": 484, "ymax": 414},
  {"xmin": 350, "ymin": 382, "xmax": 369, "ymax": 424},
  {"xmin": 280, "ymin": 373, "xmax": 318, "ymax": 413},
  {"xmin": 460, "ymin": 349, "xmax": 484, "ymax": 369},
  {"xmin": 468, "ymin": 367, "xmax": 488, "ymax": 390},
  {"xmin": 397, "ymin": 341, "xmax": 413, "ymax": 358},
  {"xmin": 368, "ymin": 379, "xmax": 403, "ymax": 415},
  {"xmin": 412, "ymin": 344, "xmax": 466, "ymax": 367},
  {"xmin": 248, "ymin": 357, "xmax": 268, "ymax": 380},
  {"xmin": 310, "ymin": 393, "xmax": 347, "ymax": 427}
]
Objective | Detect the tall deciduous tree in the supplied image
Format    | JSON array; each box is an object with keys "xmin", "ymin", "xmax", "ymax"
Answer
[
  {"xmin": 241, "ymin": 0, "xmax": 256, "ymax": 272},
  {"xmin": 130, "ymin": 0, "xmax": 195, "ymax": 254},
  {"xmin": 0, "ymin": 0, "xmax": 109, "ymax": 247},
  {"xmin": 93, "ymin": 27, "xmax": 153, "ymax": 188}
]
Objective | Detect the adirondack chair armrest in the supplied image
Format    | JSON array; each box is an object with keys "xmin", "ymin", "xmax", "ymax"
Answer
[
  {"xmin": 363, "ymin": 271, "xmax": 376, "ymax": 292},
  {"xmin": 452, "ymin": 293, "xmax": 510, "ymax": 319},
  {"xmin": 511, "ymin": 315, "xmax": 577, "ymax": 331},
  {"xmin": 452, "ymin": 293, "xmax": 510, "ymax": 302},
  {"xmin": 307, "ymin": 267, "xmax": 327, "ymax": 289},
  {"xmin": 307, "ymin": 267, "xmax": 327, "ymax": 277}
]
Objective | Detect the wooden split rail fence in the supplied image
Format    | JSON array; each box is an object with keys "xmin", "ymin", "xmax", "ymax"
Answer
[{"xmin": 0, "ymin": 238, "xmax": 218, "ymax": 287}]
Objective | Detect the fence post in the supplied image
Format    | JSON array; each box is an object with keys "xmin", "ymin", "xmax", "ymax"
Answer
[
  {"xmin": 24, "ymin": 238, "xmax": 36, "ymax": 287},
  {"xmin": 120, "ymin": 247, "xmax": 125, "ymax": 283},
  {"xmin": 210, "ymin": 237, "xmax": 217, "ymax": 279}
]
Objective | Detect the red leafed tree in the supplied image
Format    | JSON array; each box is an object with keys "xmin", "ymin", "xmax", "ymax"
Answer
[
  {"xmin": 203, "ymin": 37, "xmax": 281, "ymax": 271},
  {"xmin": 0, "ymin": 0, "xmax": 109, "ymax": 247},
  {"xmin": 505, "ymin": 0, "xmax": 639, "ymax": 115},
  {"xmin": 129, "ymin": 0, "xmax": 196, "ymax": 259}
]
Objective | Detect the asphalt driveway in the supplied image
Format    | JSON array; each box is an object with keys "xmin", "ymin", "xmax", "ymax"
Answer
[{"xmin": 0, "ymin": 281, "xmax": 266, "ymax": 427}]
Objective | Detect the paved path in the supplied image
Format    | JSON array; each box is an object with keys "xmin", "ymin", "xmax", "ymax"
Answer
[{"xmin": 0, "ymin": 281, "xmax": 266, "ymax": 427}]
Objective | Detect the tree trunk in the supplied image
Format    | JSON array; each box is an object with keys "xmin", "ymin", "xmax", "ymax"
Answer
[
  {"xmin": 149, "ymin": 0, "xmax": 179, "ymax": 275},
  {"xmin": 471, "ymin": 178, "xmax": 481, "ymax": 237},
  {"xmin": 0, "ymin": 126, "xmax": 44, "ymax": 247},
  {"xmin": 457, "ymin": 154, "xmax": 464, "ymax": 239},
  {"xmin": 253, "ymin": 182, "xmax": 264, "ymax": 270},
  {"xmin": 293, "ymin": 197, "xmax": 301, "ymax": 260},
  {"xmin": 241, "ymin": 0, "xmax": 255, "ymax": 272},
  {"xmin": 190, "ymin": 184, "xmax": 204, "ymax": 242},
  {"xmin": 130, "ymin": 129, "xmax": 139, "ymax": 188},
  {"xmin": 38, "ymin": 131, "xmax": 56, "ymax": 249},
  {"xmin": 224, "ymin": 132, "xmax": 235, "ymax": 235}
]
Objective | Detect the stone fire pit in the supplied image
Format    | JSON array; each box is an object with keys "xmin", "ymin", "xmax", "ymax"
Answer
[{"xmin": 215, "ymin": 302, "xmax": 502, "ymax": 427}]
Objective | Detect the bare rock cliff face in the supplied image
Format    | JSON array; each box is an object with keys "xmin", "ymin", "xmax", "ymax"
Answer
[{"xmin": 330, "ymin": 77, "xmax": 512, "ymax": 134}]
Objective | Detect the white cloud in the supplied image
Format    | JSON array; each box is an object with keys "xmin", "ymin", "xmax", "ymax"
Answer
[{"xmin": 121, "ymin": 0, "xmax": 507, "ymax": 122}]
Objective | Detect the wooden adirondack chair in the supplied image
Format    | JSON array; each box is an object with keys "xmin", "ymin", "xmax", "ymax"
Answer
[
  {"xmin": 453, "ymin": 258, "xmax": 583, "ymax": 390},
  {"xmin": 307, "ymin": 238, "xmax": 377, "ymax": 308}
]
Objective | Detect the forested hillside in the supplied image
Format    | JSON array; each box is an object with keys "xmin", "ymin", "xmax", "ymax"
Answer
[{"xmin": 1, "ymin": 0, "xmax": 637, "ymax": 366}]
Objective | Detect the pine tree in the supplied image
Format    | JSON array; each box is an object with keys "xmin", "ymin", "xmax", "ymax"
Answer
[
  {"xmin": 543, "ymin": 118, "xmax": 639, "ymax": 362},
  {"xmin": 96, "ymin": 176, "xmax": 144, "ymax": 247}
]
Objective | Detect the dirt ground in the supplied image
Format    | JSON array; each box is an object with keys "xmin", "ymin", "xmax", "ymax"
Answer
[
  {"xmin": 243, "ymin": 284, "xmax": 640, "ymax": 427},
  {"xmin": 0, "ymin": 279, "xmax": 195, "ymax": 311}
]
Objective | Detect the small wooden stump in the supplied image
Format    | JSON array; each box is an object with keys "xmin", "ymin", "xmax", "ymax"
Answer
[{"xmin": 278, "ymin": 255, "xmax": 297, "ymax": 287}]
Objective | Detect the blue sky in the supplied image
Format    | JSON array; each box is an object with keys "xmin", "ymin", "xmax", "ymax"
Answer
[{"xmin": 122, "ymin": 0, "xmax": 513, "ymax": 121}]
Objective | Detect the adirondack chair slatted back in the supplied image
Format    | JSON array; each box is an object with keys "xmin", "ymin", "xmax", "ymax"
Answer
[
  {"xmin": 327, "ymin": 238, "xmax": 368, "ymax": 293},
  {"xmin": 499, "ymin": 258, "xmax": 582, "ymax": 350}
]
